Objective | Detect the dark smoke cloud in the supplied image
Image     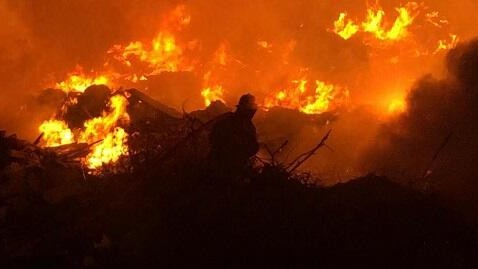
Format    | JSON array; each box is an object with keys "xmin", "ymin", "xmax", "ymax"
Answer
[{"xmin": 363, "ymin": 38, "xmax": 478, "ymax": 205}]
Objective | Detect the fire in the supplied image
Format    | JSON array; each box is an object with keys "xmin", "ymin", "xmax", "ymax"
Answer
[
  {"xmin": 56, "ymin": 67, "xmax": 112, "ymax": 93},
  {"xmin": 80, "ymin": 94, "xmax": 130, "ymax": 169},
  {"xmin": 264, "ymin": 79, "xmax": 344, "ymax": 115},
  {"xmin": 84, "ymin": 127, "xmax": 128, "ymax": 170},
  {"xmin": 332, "ymin": 2, "xmax": 420, "ymax": 42},
  {"xmin": 109, "ymin": 32, "xmax": 189, "ymax": 75},
  {"xmin": 435, "ymin": 34, "xmax": 459, "ymax": 54},
  {"xmin": 38, "ymin": 94, "xmax": 130, "ymax": 170},
  {"xmin": 39, "ymin": 120, "xmax": 74, "ymax": 147},
  {"xmin": 301, "ymin": 81, "xmax": 338, "ymax": 115},
  {"xmin": 385, "ymin": 6, "xmax": 416, "ymax": 40},
  {"xmin": 387, "ymin": 98, "xmax": 407, "ymax": 114},
  {"xmin": 333, "ymin": 13, "xmax": 359, "ymax": 40},
  {"xmin": 201, "ymin": 86, "xmax": 225, "ymax": 107},
  {"xmin": 383, "ymin": 92, "xmax": 408, "ymax": 115},
  {"xmin": 106, "ymin": 4, "xmax": 194, "ymax": 80},
  {"xmin": 199, "ymin": 44, "xmax": 230, "ymax": 106},
  {"xmin": 332, "ymin": 1, "xmax": 461, "ymax": 57}
]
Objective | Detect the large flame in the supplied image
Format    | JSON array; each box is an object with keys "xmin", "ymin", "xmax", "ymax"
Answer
[
  {"xmin": 106, "ymin": 4, "xmax": 193, "ymax": 80},
  {"xmin": 201, "ymin": 85, "xmax": 225, "ymax": 107},
  {"xmin": 264, "ymin": 79, "xmax": 346, "ymax": 115},
  {"xmin": 55, "ymin": 66, "xmax": 113, "ymax": 93},
  {"xmin": 332, "ymin": 2, "xmax": 419, "ymax": 42},
  {"xmin": 108, "ymin": 32, "xmax": 192, "ymax": 76},
  {"xmin": 39, "ymin": 120, "xmax": 75, "ymax": 147},
  {"xmin": 39, "ymin": 94, "xmax": 130, "ymax": 170},
  {"xmin": 37, "ymin": 2, "xmax": 463, "ymax": 171},
  {"xmin": 79, "ymin": 95, "xmax": 130, "ymax": 169}
]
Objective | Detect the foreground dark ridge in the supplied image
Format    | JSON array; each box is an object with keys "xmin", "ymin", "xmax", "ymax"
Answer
[{"xmin": 0, "ymin": 151, "xmax": 476, "ymax": 268}]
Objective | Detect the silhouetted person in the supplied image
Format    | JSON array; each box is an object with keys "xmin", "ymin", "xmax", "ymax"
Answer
[{"xmin": 209, "ymin": 94, "xmax": 259, "ymax": 178}]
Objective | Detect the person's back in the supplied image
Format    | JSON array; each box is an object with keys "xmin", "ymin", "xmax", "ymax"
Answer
[{"xmin": 208, "ymin": 94, "xmax": 259, "ymax": 177}]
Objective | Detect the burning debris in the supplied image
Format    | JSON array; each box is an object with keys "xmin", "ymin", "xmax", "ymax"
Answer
[
  {"xmin": 0, "ymin": 0, "xmax": 465, "ymax": 182},
  {"xmin": 17, "ymin": 0, "xmax": 468, "ymax": 179},
  {"xmin": 2, "ymin": 1, "xmax": 478, "ymax": 266},
  {"xmin": 28, "ymin": 81, "xmax": 339, "ymax": 178},
  {"xmin": 38, "ymin": 90, "xmax": 130, "ymax": 172}
]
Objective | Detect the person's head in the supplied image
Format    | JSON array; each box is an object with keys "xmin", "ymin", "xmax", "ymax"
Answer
[{"xmin": 235, "ymin": 94, "xmax": 257, "ymax": 120}]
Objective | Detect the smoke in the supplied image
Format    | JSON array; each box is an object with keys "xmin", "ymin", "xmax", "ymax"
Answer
[{"xmin": 363, "ymin": 38, "xmax": 478, "ymax": 204}]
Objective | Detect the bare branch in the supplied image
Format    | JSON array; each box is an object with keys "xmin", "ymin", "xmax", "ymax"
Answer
[{"xmin": 287, "ymin": 129, "xmax": 332, "ymax": 173}]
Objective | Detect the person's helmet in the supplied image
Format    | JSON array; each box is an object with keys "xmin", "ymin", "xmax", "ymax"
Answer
[{"xmin": 236, "ymin": 94, "xmax": 258, "ymax": 110}]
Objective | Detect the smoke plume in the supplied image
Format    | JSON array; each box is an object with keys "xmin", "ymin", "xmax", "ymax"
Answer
[{"xmin": 364, "ymin": 38, "xmax": 478, "ymax": 206}]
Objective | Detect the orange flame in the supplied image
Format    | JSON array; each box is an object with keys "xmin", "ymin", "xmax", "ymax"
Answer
[
  {"xmin": 199, "ymin": 44, "xmax": 229, "ymax": 106},
  {"xmin": 333, "ymin": 13, "xmax": 359, "ymax": 40},
  {"xmin": 201, "ymin": 86, "xmax": 225, "ymax": 107},
  {"xmin": 55, "ymin": 66, "xmax": 112, "ymax": 93},
  {"xmin": 332, "ymin": 2, "xmax": 420, "ymax": 42},
  {"xmin": 39, "ymin": 120, "xmax": 74, "ymax": 147},
  {"xmin": 106, "ymin": 5, "xmax": 194, "ymax": 80},
  {"xmin": 264, "ymin": 79, "xmax": 345, "ymax": 115},
  {"xmin": 434, "ymin": 34, "xmax": 459, "ymax": 54},
  {"xmin": 39, "ymin": 94, "xmax": 130, "ymax": 170},
  {"xmin": 387, "ymin": 97, "xmax": 407, "ymax": 115},
  {"xmin": 109, "ymin": 32, "xmax": 189, "ymax": 75}
]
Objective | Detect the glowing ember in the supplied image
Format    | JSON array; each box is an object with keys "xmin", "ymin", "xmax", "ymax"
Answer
[
  {"xmin": 39, "ymin": 94, "xmax": 130, "ymax": 170},
  {"xmin": 264, "ymin": 79, "xmax": 344, "ymax": 115}
]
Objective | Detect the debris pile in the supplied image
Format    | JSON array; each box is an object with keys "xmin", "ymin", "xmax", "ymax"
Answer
[{"xmin": 0, "ymin": 87, "xmax": 476, "ymax": 267}]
